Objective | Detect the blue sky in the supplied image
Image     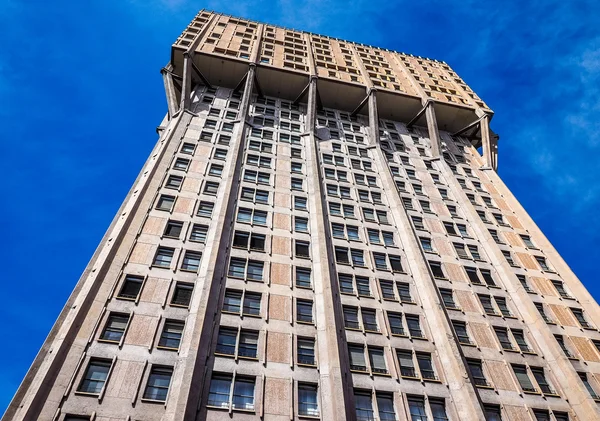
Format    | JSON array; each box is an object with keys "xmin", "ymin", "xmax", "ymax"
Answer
[{"xmin": 1, "ymin": 0, "xmax": 599, "ymax": 414}]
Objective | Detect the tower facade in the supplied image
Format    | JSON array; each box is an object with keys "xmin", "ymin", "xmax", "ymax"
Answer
[{"xmin": 5, "ymin": 10, "xmax": 600, "ymax": 421}]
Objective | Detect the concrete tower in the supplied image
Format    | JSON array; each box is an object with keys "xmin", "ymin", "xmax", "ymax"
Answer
[{"xmin": 4, "ymin": 10, "xmax": 600, "ymax": 421}]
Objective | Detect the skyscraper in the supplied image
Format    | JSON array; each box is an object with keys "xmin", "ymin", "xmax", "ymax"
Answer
[{"xmin": 4, "ymin": 8, "xmax": 600, "ymax": 421}]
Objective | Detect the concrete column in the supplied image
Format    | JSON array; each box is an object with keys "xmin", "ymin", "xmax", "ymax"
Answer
[
  {"xmin": 366, "ymin": 92, "xmax": 487, "ymax": 421},
  {"xmin": 437, "ymin": 157, "xmax": 600, "ymax": 420},
  {"xmin": 180, "ymin": 52, "xmax": 193, "ymax": 111},
  {"xmin": 425, "ymin": 101, "xmax": 442, "ymax": 158},
  {"xmin": 304, "ymin": 76, "xmax": 353, "ymax": 421},
  {"xmin": 162, "ymin": 67, "xmax": 179, "ymax": 118},
  {"xmin": 167, "ymin": 67, "xmax": 257, "ymax": 421},
  {"xmin": 480, "ymin": 114, "xmax": 494, "ymax": 170}
]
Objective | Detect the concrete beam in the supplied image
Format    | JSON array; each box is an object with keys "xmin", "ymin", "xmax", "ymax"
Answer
[
  {"xmin": 161, "ymin": 66, "xmax": 179, "ymax": 118},
  {"xmin": 424, "ymin": 101, "xmax": 442, "ymax": 158}
]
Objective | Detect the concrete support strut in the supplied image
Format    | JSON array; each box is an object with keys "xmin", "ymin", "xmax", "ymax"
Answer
[
  {"xmin": 180, "ymin": 52, "xmax": 193, "ymax": 110},
  {"xmin": 161, "ymin": 66, "xmax": 179, "ymax": 118},
  {"xmin": 424, "ymin": 101, "xmax": 442, "ymax": 158}
]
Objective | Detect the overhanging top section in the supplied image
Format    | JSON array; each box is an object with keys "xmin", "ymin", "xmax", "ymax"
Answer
[{"xmin": 169, "ymin": 10, "xmax": 493, "ymax": 135}]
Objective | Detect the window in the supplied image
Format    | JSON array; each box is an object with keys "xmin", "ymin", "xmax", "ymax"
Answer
[
  {"xmin": 298, "ymin": 384, "xmax": 319, "ymax": 416},
  {"xmin": 354, "ymin": 390, "xmax": 373, "ymax": 420},
  {"xmin": 368, "ymin": 346, "xmax": 388, "ymax": 374},
  {"xmin": 156, "ymin": 195, "xmax": 175, "ymax": 211},
  {"xmin": 362, "ymin": 308, "xmax": 379, "ymax": 332},
  {"xmin": 480, "ymin": 269, "xmax": 496, "ymax": 287},
  {"xmin": 64, "ymin": 417, "xmax": 91, "ymax": 421},
  {"xmin": 382, "ymin": 231, "xmax": 394, "ymax": 246},
  {"xmin": 397, "ymin": 282, "xmax": 413, "ymax": 303},
  {"xmin": 420, "ymin": 200, "xmax": 432, "ymax": 213},
  {"xmin": 294, "ymin": 196, "xmax": 307, "ymax": 210},
  {"xmin": 440, "ymin": 289, "xmax": 458, "ymax": 309},
  {"xmin": 412, "ymin": 216, "xmax": 425, "ymax": 230},
  {"xmin": 552, "ymin": 280, "xmax": 572, "ymax": 299},
  {"xmin": 531, "ymin": 367, "xmax": 555, "ymax": 394},
  {"xmin": 417, "ymin": 353, "xmax": 437, "ymax": 380},
  {"xmin": 571, "ymin": 308, "xmax": 591, "ymax": 328},
  {"xmin": 429, "ymin": 261, "xmax": 445, "ymax": 279},
  {"xmin": 164, "ymin": 220, "xmax": 183, "ymax": 238},
  {"xmin": 494, "ymin": 327, "xmax": 514, "ymax": 351},
  {"xmin": 467, "ymin": 359, "xmax": 488, "ymax": 387},
  {"xmin": 117, "ymin": 275, "xmax": 143, "ymax": 300},
  {"xmin": 578, "ymin": 372, "xmax": 599, "ymax": 399},
  {"xmin": 214, "ymin": 149, "xmax": 228, "ymax": 160},
  {"xmin": 237, "ymin": 208, "xmax": 267, "ymax": 225},
  {"xmin": 377, "ymin": 393, "xmax": 396, "ymax": 421},
  {"xmin": 233, "ymin": 231, "xmax": 266, "ymax": 251},
  {"xmin": 209, "ymin": 164, "xmax": 223, "ymax": 176},
  {"xmin": 502, "ymin": 250, "xmax": 518, "ymax": 266},
  {"xmin": 180, "ymin": 250, "xmax": 202, "ymax": 272},
  {"xmin": 535, "ymin": 256, "xmax": 551, "ymax": 271},
  {"xmin": 484, "ymin": 405, "xmax": 502, "ymax": 421},
  {"xmin": 452, "ymin": 320, "xmax": 472, "ymax": 344},
  {"xmin": 143, "ymin": 366, "xmax": 173, "ymax": 402},
  {"xmin": 516, "ymin": 274, "xmax": 533, "ymax": 292},
  {"xmin": 100, "ymin": 313, "xmax": 129, "ymax": 343},
  {"xmin": 379, "ymin": 280, "xmax": 396, "ymax": 300},
  {"xmin": 429, "ymin": 399, "xmax": 449, "ymax": 421},
  {"xmin": 296, "ymin": 267, "xmax": 311, "ymax": 288},
  {"xmin": 171, "ymin": 282, "xmax": 193, "ymax": 307},
  {"xmin": 420, "ymin": 237, "xmax": 433, "ymax": 252},
  {"xmin": 520, "ymin": 234, "xmax": 536, "ymax": 248},
  {"xmin": 478, "ymin": 295, "xmax": 496, "ymax": 315},
  {"xmin": 351, "ymin": 249, "xmax": 365, "ymax": 267},
  {"xmin": 349, "ymin": 345, "xmax": 367, "ymax": 372},
  {"xmin": 355, "ymin": 276, "xmax": 371, "ymax": 297},
  {"xmin": 297, "ymin": 300, "xmax": 314, "ymax": 323},
  {"xmin": 78, "ymin": 359, "xmax": 111, "ymax": 395},
  {"xmin": 335, "ymin": 247, "xmax": 350, "ymax": 264},
  {"xmin": 477, "ymin": 210, "xmax": 489, "ymax": 222},
  {"xmin": 408, "ymin": 397, "xmax": 428, "ymax": 421},
  {"xmin": 388, "ymin": 312, "xmax": 405, "ymax": 335},
  {"xmin": 295, "ymin": 216, "xmax": 308, "ymax": 232},
  {"xmin": 533, "ymin": 410, "xmax": 550, "ymax": 421},
  {"xmin": 535, "ymin": 302, "xmax": 554, "ymax": 324},
  {"xmin": 158, "ymin": 320, "xmax": 184, "ymax": 350},
  {"xmin": 297, "ymin": 337, "xmax": 316, "ymax": 366},
  {"xmin": 495, "ymin": 296, "xmax": 512, "ymax": 316},
  {"xmin": 444, "ymin": 222, "xmax": 457, "ymax": 235},
  {"xmin": 555, "ymin": 335, "xmax": 574, "ymax": 358},
  {"xmin": 243, "ymin": 292, "xmax": 261, "ymax": 316},
  {"xmin": 512, "ymin": 329, "xmax": 532, "ymax": 352},
  {"xmin": 228, "ymin": 258, "xmax": 264, "ymax": 281},
  {"xmin": 153, "ymin": 247, "xmax": 174, "ymax": 268},
  {"xmin": 189, "ymin": 224, "xmax": 208, "ymax": 243},
  {"xmin": 165, "ymin": 175, "xmax": 183, "ymax": 189},
  {"xmin": 406, "ymin": 314, "xmax": 423, "ymax": 338},
  {"xmin": 197, "ymin": 201, "xmax": 214, "ymax": 217},
  {"xmin": 489, "ymin": 229, "xmax": 503, "ymax": 244},
  {"xmin": 492, "ymin": 213, "xmax": 507, "ymax": 225},
  {"xmin": 180, "ymin": 142, "xmax": 195, "ymax": 154},
  {"xmin": 208, "ymin": 375, "xmax": 255, "ymax": 410},
  {"xmin": 295, "ymin": 240, "xmax": 310, "ymax": 258}
]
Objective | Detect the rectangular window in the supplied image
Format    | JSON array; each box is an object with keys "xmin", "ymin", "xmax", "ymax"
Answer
[
  {"xmin": 180, "ymin": 250, "xmax": 202, "ymax": 272},
  {"xmin": 362, "ymin": 309, "xmax": 379, "ymax": 332},
  {"xmin": 397, "ymin": 282, "xmax": 413, "ymax": 302},
  {"xmin": 552, "ymin": 280, "xmax": 572, "ymax": 299},
  {"xmin": 376, "ymin": 393, "xmax": 396, "ymax": 421},
  {"xmin": 417, "ymin": 353, "xmax": 437, "ymax": 380},
  {"xmin": 467, "ymin": 359, "xmax": 488, "ymax": 387},
  {"xmin": 452, "ymin": 320, "xmax": 471, "ymax": 344},
  {"xmin": 440, "ymin": 289, "xmax": 457, "ymax": 309},
  {"xmin": 388, "ymin": 312, "xmax": 405, "ymax": 335},
  {"xmin": 354, "ymin": 390, "xmax": 373, "ymax": 421},
  {"xmin": 429, "ymin": 261, "xmax": 445, "ymax": 279},
  {"xmin": 164, "ymin": 220, "xmax": 183, "ymax": 238},
  {"xmin": 368, "ymin": 346, "xmax": 387, "ymax": 374},
  {"xmin": 189, "ymin": 224, "xmax": 208, "ymax": 243},
  {"xmin": 171, "ymin": 282, "xmax": 193, "ymax": 307},
  {"xmin": 297, "ymin": 300, "xmax": 314, "ymax": 323},
  {"xmin": 531, "ymin": 367, "xmax": 555, "ymax": 394},
  {"xmin": 349, "ymin": 345, "xmax": 367, "ymax": 372},
  {"xmin": 197, "ymin": 201, "xmax": 214, "ymax": 217},
  {"xmin": 295, "ymin": 240, "xmax": 310, "ymax": 258},
  {"xmin": 117, "ymin": 275, "xmax": 143, "ymax": 300},
  {"xmin": 298, "ymin": 383, "xmax": 319, "ymax": 416},
  {"xmin": 494, "ymin": 327, "xmax": 514, "ymax": 351},
  {"xmin": 406, "ymin": 315, "xmax": 423, "ymax": 338},
  {"xmin": 579, "ymin": 372, "xmax": 599, "ymax": 399},
  {"xmin": 297, "ymin": 337, "xmax": 316, "ymax": 366},
  {"xmin": 243, "ymin": 292, "xmax": 261, "ymax": 316},
  {"xmin": 295, "ymin": 216, "xmax": 308, "ymax": 232},
  {"xmin": 78, "ymin": 359, "xmax": 111, "ymax": 395},
  {"xmin": 379, "ymin": 280, "xmax": 396, "ymax": 300},
  {"xmin": 156, "ymin": 195, "xmax": 175, "ymax": 211},
  {"xmin": 571, "ymin": 308, "xmax": 591, "ymax": 328},
  {"xmin": 512, "ymin": 329, "xmax": 532, "ymax": 353},
  {"xmin": 408, "ymin": 397, "xmax": 427, "ymax": 421},
  {"xmin": 296, "ymin": 267, "xmax": 311, "ymax": 288},
  {"xmin": 100, "ymin": 313, "xmax": 129, "ymax": 343},
  {"xmin": 153, "ymin": 247, "xmax": 174, "ymax": 268},
  {"xmin": 158, "ymin": 320, "xmax": 184, "ymax": 350}
]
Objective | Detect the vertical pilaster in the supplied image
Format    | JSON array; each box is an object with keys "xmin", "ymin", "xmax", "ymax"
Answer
[
  {"xmin": 180, "ymin": 52, "xmax": 193, "ymax": 110},
  {"xmin": 305, "ymin": 76, "xmax": 352, "ymax": 421},
  {"xmin": 366, "ymin": 92, "xmax": 487, "ymax": 421},
  {"xmin": 168, "ymin": 67, "xmax": 257, "ymax": 421},
  {"xmin": 438, "ymin": 159, "xmax": 600, "ymax": 420}
]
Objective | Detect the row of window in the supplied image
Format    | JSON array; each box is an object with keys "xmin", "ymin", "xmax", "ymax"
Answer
[{"xmin": 97, "ymin": 312, "xmax": 184, "ymax": 350}]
